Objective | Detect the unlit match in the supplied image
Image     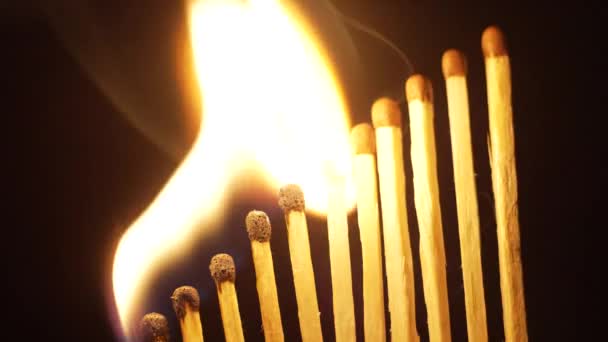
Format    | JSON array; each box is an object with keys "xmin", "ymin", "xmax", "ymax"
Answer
[
  {"xmin": 140, "ymin": 312, "xmax": 170, "ymax": 342},
  {"xmin": 278, "ymin": 184, "xmax": 323, "ymax": 342},
  {"xmin": 246, "ymin": 210, "xmax": 284, "ymax": 342},
  {"xmin": 351, "ymin": 123, "xmax": 386, "ymax": 342},
  {"xmin": 482, "ymin": 25, "xmax": 528, "ymax": 342},
  {"xmin": 442, "ymin": 49, "xmax": 488, "ymax": 342},
  {"xmin": 372, "ymin": 98, "xmax": 419, "ymax": 342},
  {"xmin": 406, "ymin": 74, "xmax": 452, "ymax": 342},
  {"xmin": 210, "ymin": 253, "xmax": 245, "ymax": 342},
  {"xmin": 326, "ymin": 175, "xmax": 356, "ymax": 342},
  {"xmin": 171, "ymin": 286, "xmax": 204, "ymax": 342}
]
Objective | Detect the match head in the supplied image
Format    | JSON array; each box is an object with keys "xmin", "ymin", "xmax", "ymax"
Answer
[
  {"xmin": 171, "ymin": 286, "xmax": 201, "ymax": 319},
  {"xmin": 405, "ymin": 74, "xmax": 433, "ymax": 103},
  {"xmin": 140, "ymin": 313, "xmax": 170, "ymax": 342},
  {"xmin": 246, "ymin": 210, "xmax": 272, "ymax": 242},
  {"xmin": 350, "ymin": 123, "xmax": 376, "ymax": 154},
  {"xmin": 482, "ymin": 25, "xmax": 508, "ymax": 57},
  {"xmin": 442, "ymin": 49, "xmax": 468, "ymax": 78},
  {"xmin": 371, "ymin": 97, "xmax": 402, "ymax": 128},
  {"xmin": 209, "ymin": 253, "xmax": 236, "ymax": 283},
  {"xmin": 278, "ymin": 184, "xmax": 305, "ymax": 212}
]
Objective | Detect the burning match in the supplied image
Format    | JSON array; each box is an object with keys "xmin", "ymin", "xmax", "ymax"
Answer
[
  {"xmin": 171, "ymin": 286, "xmax": 204, "ymax": 342},
  {"xmin": 278, "ymin": 184, "xmax": 323, "ymax": 342},
  {"xmin": 139, "ymin": 313, "xmax": 170, "ymax": 342},
  {"xmin": 106, "ymin": 1, "xmax": 530, "ymax": 337},
  {"xmin": 210, "ymin": 253, "xmax": 245, "ymax": 342},
  {"xmin": 245, "ymin": 210, "xmax": 284, "ymax": 342}
]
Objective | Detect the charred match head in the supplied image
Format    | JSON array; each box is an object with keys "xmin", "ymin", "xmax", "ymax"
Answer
[
  {"xmin": 210, "ymin": 253, "xmax": 236, "ymax": 283},
  {"xmin": 171, "ymin": 286, "xmax": 201, "ymax": 319},
  {"xmin": 139, "ymin": 312, "xmax": 170, "ymax": 342},
  {"xmin": 246, "ymin": 210, "xmax": 272, "ymax": 242},
  {"xmin": 406, "ymin": 74, "xmax": 434, "ymax": 103},
  {"xmin": 442, "ymin": 49, "xmax": 467, "ymax": 78},
  {"xmin": 371, "ymin": 97, "xmax": 402, "ymax": 128},
  {"xmin": 482, "ymin": 25, "xmax": 508, "ymax": 57},
  {"xmin": 350, "ymin": 123, "xmax": 376, "ymax": 155},
  {"xmin": 278, "ymin": 184, "xmax": 305, "ymax": 212}
]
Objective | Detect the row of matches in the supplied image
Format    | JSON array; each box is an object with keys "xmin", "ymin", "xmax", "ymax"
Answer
[{"xmin": 138, "ymin": 25, "xmax": 526, "ymax": 342}]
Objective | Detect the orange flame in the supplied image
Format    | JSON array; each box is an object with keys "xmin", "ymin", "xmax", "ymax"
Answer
[{"xmin": 113, "ymin": 0, "xmax": 355, "ymax": 334}]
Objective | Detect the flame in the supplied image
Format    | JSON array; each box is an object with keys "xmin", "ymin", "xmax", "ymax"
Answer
[{"xmin": 113, "ymin": 0, "xmax": 355, "ymax": 335}]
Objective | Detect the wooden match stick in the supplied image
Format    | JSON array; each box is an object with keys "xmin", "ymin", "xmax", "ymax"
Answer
[
  {"xmin": 406, "ymin": 75, "xmax": 452, "ymax": 342},
  {"xmin": 326, "ymin": 175, "xmax": 356, "ymax": 342},
  {"xmin": 442, "ymin": 49, "xmax": 488, "ymax": 342},
  {"xmin": 171, "ymin": 286, "xmax": 204, "ymax": 342},
  {"xmin": 140, "ymin": 312, "xmax": 170, "ymax": 342},
  {"xmin": 350, "ymin": 123, "xmax": 386, "ymax": 342},
  {"xmin": 482, "ymin": 26, "xmax": 528, "ymax": 342},
  {"xmin": 278, "ymin": 184, "xmax": 323, "ymax": 342},
  {"xmin": 245, "ymin": 210, "xmax": 285, "ymax": 342},
  {"xmin": 371, "ymin": 98, "xmax": 419, "ymax": 342},
  {"xmin": 210, "ymin": 253, "xmax": 245, "ymax": 342}
]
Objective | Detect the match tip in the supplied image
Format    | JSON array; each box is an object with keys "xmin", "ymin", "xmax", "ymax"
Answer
[
  {"xmin": 278, "ymin": 184, "xmax": 305, "ymax": 212},
  {"xmin": 442, "ymin": 49, "xmax": 467, "ymax": 77},
  {"xmin": 246, "ymin": 210, "xmax": 272, "ymax": 242},
  {"xmin": 371, "ymin": 97, "xmax": 402, "ymax": 128},
  {"xmin": 350, "ymin": 123, "xmax": 376, "ymax": 154},
  {"xmin": 171, "ymin": 286, "xmax": 200, "ymax": 319},
  {"xmin": 140, "ymin": 313, "xmax": 169, "ymax": 342},
  {"xmin": 405, "ymin": 74, "xmax": 433, "ymax": 103},
  {"xmin": 209, "ymin": 253, "xmax": 236, "ymax": 283},
  {"xmin": 482, "ymin": 25, "xmax": 508, "ymax": 57}
]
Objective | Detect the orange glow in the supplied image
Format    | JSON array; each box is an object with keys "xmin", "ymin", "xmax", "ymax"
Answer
[{"xmin": 112, "ymin": 0, "xmax": 355, "ymax": 334}]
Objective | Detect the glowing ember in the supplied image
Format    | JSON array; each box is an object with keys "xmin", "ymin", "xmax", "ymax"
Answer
[{"xmin": 113, "ymin": 0, "xmax": 355, "ymax": 335}]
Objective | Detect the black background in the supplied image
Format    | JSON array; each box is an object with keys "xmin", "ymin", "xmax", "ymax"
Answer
[{"xmin": 3, "ymin": 0, "xmax": 594, "ymax": 341}]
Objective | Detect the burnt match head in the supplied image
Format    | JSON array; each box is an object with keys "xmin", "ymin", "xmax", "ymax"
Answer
[
  {"xmin": 139, "ymin": 312, "xmax": 169, "ymax": 342},
  {"xmin": 406, "ymin": 74, "xmax": 434, "ymax": 103},
  {"xmin": 210, "ymin": 253, "xmax": 236, "ymax": 283},
  {"xmin": 278, "ymin": 184, "xmax": 305, "ymax": 212},
  {"xmin": 350, "ymin": 123, "xmax": 376, "ymax": 155},
  {"xmin": 371, "ymin": 97, "xmax": 402, "ymax": 128},
  {"xmin": 442, "ymin": 49, "xmax": 467, "ymax": 78},
  {"xmin": 482, "ymin": 25, "xmax": 508, "ymax": 57},
  {"xmin": 171, "ymin": 286, "xmax": 200, "ymax": 319},
  {"xmin": 246, "ymin": 210, "xmax": 272, "ymax": 242}
]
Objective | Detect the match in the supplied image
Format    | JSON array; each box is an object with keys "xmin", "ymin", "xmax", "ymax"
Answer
[
  {"xmin": 442, "ymin": 49, "xmax": 489, "ymax": 342},
  {"xmin": 171, "ymin": 286, "xmax": 204, "ymax": 342},
  {"xmin": 209, "ymin": 253, "xmax": 245, "ymax": 342},
  {"xmin": 245, "ymin": 210, "xmax": 284, "ymax": 342},
  {"xmin": 350, "ymin": 123, "xmax": 386, "ymax": 342},
  {"xmin": 139, "ymin": 312, "xmax": 170, "ymax": 342},
  {"xmin": 406, "ymin": 74, "xmax": 452, "ymax": 342},
  {"xmin": 371, "ymin": 98, "xmax": 419, "ymax": 342},
  {"xmin": 482, "ymin": 26, "xmax": 528, "ymax": 341},
  {"xmin": 125, "ymin": 24, "xmax": 530, "ymax": 342},
  {"xmin": 326, "ymin": 174, "xmax": 356, "ymax": 342},
  {"xmin": 278, "ymin": 184, "xmax": 324, "ymax": 342}
]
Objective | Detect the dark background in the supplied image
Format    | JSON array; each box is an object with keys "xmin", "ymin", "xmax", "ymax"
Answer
[{"xmin": 3, "ymin": 0, "xmax": 595, "ymax": 340}]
